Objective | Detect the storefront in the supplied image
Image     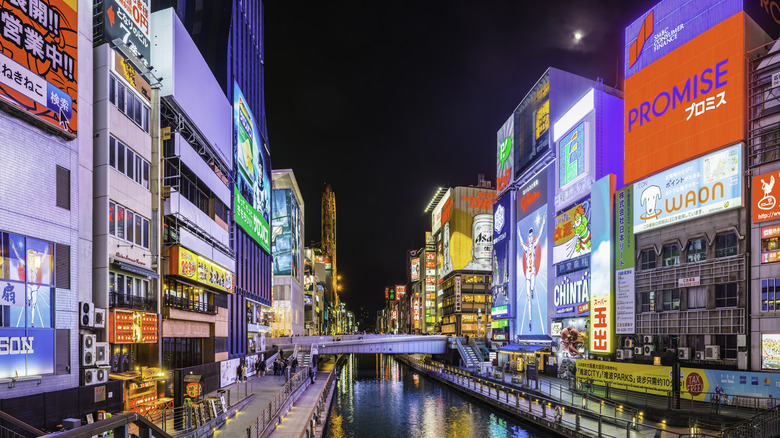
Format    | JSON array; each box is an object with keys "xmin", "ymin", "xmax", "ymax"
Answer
[
  {"xmin": 247, "ymin": 300, "xmax": 271, "ymax": 353},
  {"xmin": 497, "ymin": 344, "xmax": 551, "ymax": 379},
  {"xmin": 162, "ymin": 245, "xmax": 234, "ymax": 366}
]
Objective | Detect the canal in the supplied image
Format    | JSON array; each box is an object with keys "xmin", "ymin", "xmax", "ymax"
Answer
[{"xmin": 324, "ymin": 354, "xmax": 551, "ymax": 437}]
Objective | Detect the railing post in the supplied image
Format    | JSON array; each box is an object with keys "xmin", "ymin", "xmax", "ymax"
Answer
[
  {"xmin": 598, "ymin": 416, "xmax": 602, "ymax": 437},
  {"xmin": 576, "ymin": 413, "xmax": 580, "ymax": 431}
]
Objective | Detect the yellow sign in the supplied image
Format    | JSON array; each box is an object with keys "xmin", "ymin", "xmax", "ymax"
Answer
[
  {"xmin": 114, "ymin": 51, "xmax": 151, "ymax": 103},
  {"xmin": 535, "ymin": 100, "xmax": 550, "ymax": 139},
  {"xmin": 576, "ymin": 359, "xmax": 672, "ymax": 396},
  {"xmin": 170, "ymin": 246, "xmax": 234, "ymax": 293}
]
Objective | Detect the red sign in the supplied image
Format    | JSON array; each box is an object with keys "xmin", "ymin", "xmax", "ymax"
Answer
[
  {"xmin": 492, "ymin": 333, "xmax": 508, "ymax": 341},
  {"xmin": 396, "ymin": 285, "xmax": 406, "ymax": 297},
  {"xmin": 413, "ymin": 299, "xmax": 420, "ymax": 321},
  {"xmin": 763, "ymin": 226, "xmax": 780, "ymax": 239},
  {"xmin": 678, "ymin": 277, "xmax": 701, "ymax": 288},
  {"xmin": 686, "ymin": 372, "xmax": 704, "ymax": 397},
  {"xmin": 754, "ymin": 171, "xmax": 780, "ymax": 223},
  {"xmin": 624, "ymin": 13, "xmax": 745, "ymax": 183},
  {"xmin": 385, "ymin": 287, "xmax": 389, "ymax": 299},
  {"xmin": 109, "ymin": 310, "xmax": 158, "ymax": 344}
]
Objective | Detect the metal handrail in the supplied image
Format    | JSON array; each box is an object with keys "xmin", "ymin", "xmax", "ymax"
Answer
[
  {"xmin": 403, "ymin": 356, "xmax": 720, "ymax": 438},
  {"xmin": 245, "ymin": 370, "xmax": 310, "ymax": 438},
  {"xmin": 294, "ymin": 355, "xmax": 348, "ymax": 438}
]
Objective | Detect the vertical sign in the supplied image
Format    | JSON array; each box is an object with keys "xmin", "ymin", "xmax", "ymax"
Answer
[
  {"xmin": 590, "ymin": 174, "xmax": 616, "ymax": 354},
  {"xmin": 455, "ymin": 275, "xmax": 462, "ymax": 312},
  {"xmin": 497, "ymin": 114, "xmax": 514, "ymax": 192},
  {"xmin": 516, "ymin": 167, "xmax": 549, "ymax": 336},
  {"xmin": 492, "ymin": 192, "xmax": 512, "ymax": 318},
  {"xmin": 615, "ymin": 186, "xmax": 635, "ymax": 334}
]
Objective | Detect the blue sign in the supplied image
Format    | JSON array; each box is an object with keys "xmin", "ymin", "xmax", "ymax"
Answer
[
  {"xmin": 492, "ymin": 193, "xmax": 512, "ymax": 318},
  {"xmin": 0, "ymin": 328, "xmax": 54, "ymax": 378},
  {"xmin": 554, "ymin": 269, "xmax": 590, "ymax": 317},
  {"xmin": 633, "ymin": 143, "xmax": 742, "ymax": 234},
  {"xmin": 624, "ymin": 0, "xmax": 741, "ymax": 79}
]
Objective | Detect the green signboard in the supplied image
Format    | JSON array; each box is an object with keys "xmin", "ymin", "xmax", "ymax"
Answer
[
  {"xmin": 492, "ymin": 319, "xmax": 509, "ymax": 328},
  {"xmin": 235, "ymin": 186, "xmax": 270, "ymax": 253}
]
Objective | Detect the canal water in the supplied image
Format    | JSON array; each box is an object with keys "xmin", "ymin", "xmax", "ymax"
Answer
[{"xmin": 323, "ymin": 354, "xmax": 549, "ymax": 438}]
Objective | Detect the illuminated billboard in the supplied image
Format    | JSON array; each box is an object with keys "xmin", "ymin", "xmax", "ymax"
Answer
[
  {"xmin": 762, "ymin": 333, "xmax": 780, "ymax": 370},
  {"xmin": 761, "ymin": 225, "xmax": 780, "ymax": 263},
  {"xmin": 170, "ymin": 246, "xmax": 234, "ymax": 293},
  {"xmin": 0, "ymin": 0, "xmax": 77, "ymax": 136},
  {"xmin": 491, "ymin": 192, "xmax": 511, "ymax": 318},
  {"xmin": 497, "ymin": 114, "xmax": 514, "ymax": 192},
  {"xmin": 553, "ymin": 200, "xmax": 591, "ymax": 264},
  {"xmin": 439, "ymin": 187, "xmax": 496, "ymax": 278},
  {"xmin": 410, "ymin": 258, "xmax": 420, "ymax": 281},
  {"xmin": 590, "ymin": 174, "xmax": 615, "ymax": 355},
  {"xmin": 0, "ymin": 328, "xmax": 54, "ymax": 378},
  {"xmin": 615, "ymin": 186, "xmax": 636, "ymax": 335},
  {"xmin": 623, "ymin": 0, "xmax": 741, "ymax": 80},
  {"xmin": 513, "ymin": 76, "xmax": 550, "ymax": 178},
  {"xmin": 753, "ymin": 170, "xmax": 780, "ymax": 222},
  {"xmin": 624, "ymin": 12, "xmax": 746, "ymax": 183},
  {"xmin": 100, "ymin": 0, "xmax": 150, "ymax": 68},
  {"xmin": 431, "ymin": 189, "xmax": 451, "ymax": 235},
  {"xmin": 554, "ymin": 270, "xmax": 589, "ymax": 318},
  {"xmin": 516, "ymin": 167, "xmax": 549, "ymax": 336},
  {"xmin": 632, "ymin": 144, "xmax": 742, "ymax": 234},
  {"xmin": 396, "ymin": 285, "xmax": 406, "ymax": 297},
  {"xmin": 272, "ymin": 189, "xmax": 301, "ymax": 278},
  {"xmin": 553, "ymin": 316, "xmax": 589, "ymax": 379},
  {"xmin": 234, "ymin": 82, "xmax": 271, "ymax": 252}
]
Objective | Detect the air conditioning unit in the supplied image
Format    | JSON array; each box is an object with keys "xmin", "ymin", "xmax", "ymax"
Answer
[
  {"xmin": 737, "ymin": 335, "xmax": 746, "ymax": 348},
  {"xmin": 695, "ymin": 351, "xmax": 705, "ymax": 360},
  {"xmin": 634, "ymin": 347, "xmax": 643, "ymax": 356},
  {"xmin": 82, "ymin": 368, "xmax": 98, "ymax": 385},
  {"xmin": 625, "ymin": 338, "xmax": 634, "ymax": 348},
  {"xmin": 80, "ymin": 301, "xmax": 94, "ymax": 328},
  {"xmin": 95, "ymin": 366, "xmax": 110, "ymax": 384},
  {"xmin": 642, "ymin": 335, "xmax": 654, "ymax": 344},
  {"xmin": 705, "ymin": 345, "xmax": 721, "ymax": 360},
  {"xmin": 94, "ymin": 308, "xmax": 106, "ymax": 329},
  {"xmin": 95, "ymin": 342, "xmax": 109, "ymax": 366},
  {"xmin": 666, "ymin": 348, "xmax": 677, "ymax": 355},
  {"xmin": 617, "ymin": 349, "xmax": 625, "ymax": 360},
  {"xmin": 81, "ymin": 334, "xmax": 96, "ymax": 367},
  {"xmin": 643, "ymin": 344, "xmax": 655, "ymax": 355},
  {"xmin": 678, "ymin": 347, "xmax": 691, "ymax": 360}
]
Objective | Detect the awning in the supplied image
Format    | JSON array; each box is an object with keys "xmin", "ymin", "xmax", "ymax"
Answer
[
  {"xmin": 498, "ymin": 344, "xmax": 549, "ymax": 354},
  {"xmin": 116, "ymin": 261, "xmax": 160, "ymax": 279},
  {"xmin": 517, "ymin": 334, "xmax": 553, "ymax": 343}
]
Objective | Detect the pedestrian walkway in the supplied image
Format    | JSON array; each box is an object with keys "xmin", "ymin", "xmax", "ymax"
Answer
[
  {"xmin": 267, "ymin": 362, "xmax": 335, "ymax": 438},
  {"xmin": 213, "ymin": 373, "xmax": 294, "ymax": 436},
  {"xmin": 404, "ymin": 357, "xmax": 718, "ymax": 438}
]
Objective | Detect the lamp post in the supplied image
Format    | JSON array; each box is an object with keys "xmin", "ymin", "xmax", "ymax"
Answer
[{"xmin": 477, "ymin": 308, "xmax": 482, "ymax": 338}]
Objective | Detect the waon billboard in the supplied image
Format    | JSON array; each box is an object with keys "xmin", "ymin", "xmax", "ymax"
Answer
[
  {"xmin": 753, "ymin": 170, "xmax": 780, "ymax": 222},
  {"xmin": 623, "ymin": 12, "xmax": 746, "ymax": 183}
]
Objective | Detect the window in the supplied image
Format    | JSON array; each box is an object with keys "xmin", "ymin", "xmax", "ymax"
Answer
[
  {"xmin": 687, "ymin": 286, "xmax": 706, "ymax": 309},
  {"xmin": 117, "ymin": 141, "xmax": 125, "ymax": 174},
  {"xmin": 641, "ymin": 291, "xmax": 655, "ymax": 313},
  {"xmin": 687, "ymin": 238, "xmax": 706, "ymax": 263},
  {"xmin": 715, "ymin": 283, "xmax": 738, "ymax": 308},
  {"xmin": 0, "ymin": 232, "xmax": 56, "ymax": 329},
  {"xmin": 142, "ymin": 162, "xmax": 149, "ymax": 189},
  {"xmin": 109, "ymin": 136, "xmax": 116, "ymax": 167},
  {"xmin": 715, "ymin": 232, "xmax": 738, "ymax": 258},
  {"xmin": 662, "ymin": 289, "xmax": 680, "ymax": 311},
  {"xmin": 713, "ymin": 335, "xmax": 738, "ymax": 360},
  {"xmin": 56, "ymin": 165, "xmax": 70, "ymax": 210},
  {"xmin": 640, "ymin": 248, "xmax": 656, "ymax": 270},
  {"xmin": 126, "ymin": 147, "xmax": 134, "ymax": 180},
  {"xmin": 108, "ymin": 136, "xmax": 150, "ymax": 188},
  {"xmin": 108, "ymin": 201, "xmax": 150, "ymax": 249},
  {"xmin": 55, "ymin": 243, "xmax": 70, "ymax": 289},
  {"xmin": 109, "ymin": 74, "xmax": 150, "ymax": 133},
  {"xmin": 662, "ymin": 244, "xmax": 680, "ymax": 266},
  {"xmin": 116, "ymin": 206, "xmax": 125, "ymax": 239},
  {"xmin": 762, "ymin": 279, "xmax": 780, "ymax": 311}
]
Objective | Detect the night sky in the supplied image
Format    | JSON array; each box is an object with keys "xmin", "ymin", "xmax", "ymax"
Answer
[{"xmin": 264, "ymin": 1, "xmax": 656, "ymax": 317}]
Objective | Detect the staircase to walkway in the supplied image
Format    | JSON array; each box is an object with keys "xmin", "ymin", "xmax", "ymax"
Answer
[
  {"xmin": 454, "ymin": 337, "xmax": 480, "ymax": 369},
  {"xmin": 296, "ymin": 350, "xmax": 311, "ymax": 369}
]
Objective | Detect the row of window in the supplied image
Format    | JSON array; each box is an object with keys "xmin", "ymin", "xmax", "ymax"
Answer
[
  {"xmin": 109, "ymin": 136, "xmax": 150, "ymax": 189},
  {"xmin": 162, "ymin": 158, "xmax": 230, "ymax": 224},
  {"xmin": 109, "ymin": 75, "xmax": 150, "ymax": 133},
  {"xmin": 109, "ymin": 272, "xmax": 151, "ymax": 298},
  {"xmin": 639, "ymin": 232, "xmax": 738, "ymax": 270},
  {"xmin": 108, "ymin": 201, "xmax": 150, "ymax": 249},
  {"xmin": 640, "ymin": 283, "xmax": 737, "ymax": 312}
]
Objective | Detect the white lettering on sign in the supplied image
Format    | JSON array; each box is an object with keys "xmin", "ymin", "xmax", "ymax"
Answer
[{"xmin": 0, "ymin": 336, "xmax": 34, "ymax": 355}]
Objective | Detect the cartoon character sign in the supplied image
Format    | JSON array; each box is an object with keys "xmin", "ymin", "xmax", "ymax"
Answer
[{"xmin": 553, "ymin": 201, "xmax": 592, "ymax": 264}]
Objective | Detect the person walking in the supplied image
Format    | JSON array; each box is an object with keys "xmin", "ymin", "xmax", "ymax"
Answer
[
  {"xmin": 236, "ymin": 362, "xmax": 243, "ymax": 383},
  {"xmin": 309, "ymin": 366, "xmax": 315, "ymax": 384}
]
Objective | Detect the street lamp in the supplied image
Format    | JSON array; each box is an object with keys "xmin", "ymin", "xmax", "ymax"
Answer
[{"xmin": 477, "ymin": 308, "xmax": 482, "ymax": 338}]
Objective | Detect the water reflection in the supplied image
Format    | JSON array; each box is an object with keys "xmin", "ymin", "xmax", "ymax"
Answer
[{"xmin": 324, "ymin": 355, "xmax": 546, "ymax": 438}]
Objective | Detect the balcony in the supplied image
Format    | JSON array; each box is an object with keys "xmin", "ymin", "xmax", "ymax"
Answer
[
  {"xmin": 164, "ymin": 294, "xmax": 216, "ymax": 315},
  {"xmin": 635, "ymin": 255, "xmax": 745, "ymax": 293},
  {"xmin": 109, "ymin": 292, "xmax": 158, "ymax": 312},
  {"xmin": 636, "ymin": 307, "xmax": 745, "ymax": 335}
]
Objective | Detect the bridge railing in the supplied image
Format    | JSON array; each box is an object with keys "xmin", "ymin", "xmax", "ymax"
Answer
[{"xmin": 245, "ymin": 369, "xmax": 310, "ymax": 438}]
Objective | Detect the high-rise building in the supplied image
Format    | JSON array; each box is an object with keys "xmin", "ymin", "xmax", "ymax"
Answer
[
  {"xmin": 321, "ymin": 184, "xmax": 339, "ymax": 331},
  {"xmin": 0, "ymin": 0, "xmax": 98, "ymax": 428},
  {"xmin": 271, "ymin": 169, "xmax": 305, "ymax": 336},
  {"xmin": 156, "ymin": 0, "xmax": 274, "ymax": 360}
]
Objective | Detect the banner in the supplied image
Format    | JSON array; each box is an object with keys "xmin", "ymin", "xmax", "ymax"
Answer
[
  {"xmin": 170, "ymin": 246, "xmax": 235, "ymax": 293},
  {"xmin": 492, "ymin": 192, "xmax": 512, "ymax": 318},
  {"xmin": 516, "ymin": 168, "xmax": 549, "ymax": 336},
  {"xmin": 754, "ymin": 170, "xmax": 780, "ymax": 223},
  {"xmin": 590, "ymin": 175, "xmax": 615, "ymax": 354},
  {"xmin": 577, "ymin": 359, "xmax": 672, "ymax": 395},
  {"xmin": 0, "ymin": 0, "xmax": 78, "ymax": 136},
  {"xmin": 615, "ymin": 185, "xmax": 635, "ymax": 334}
]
